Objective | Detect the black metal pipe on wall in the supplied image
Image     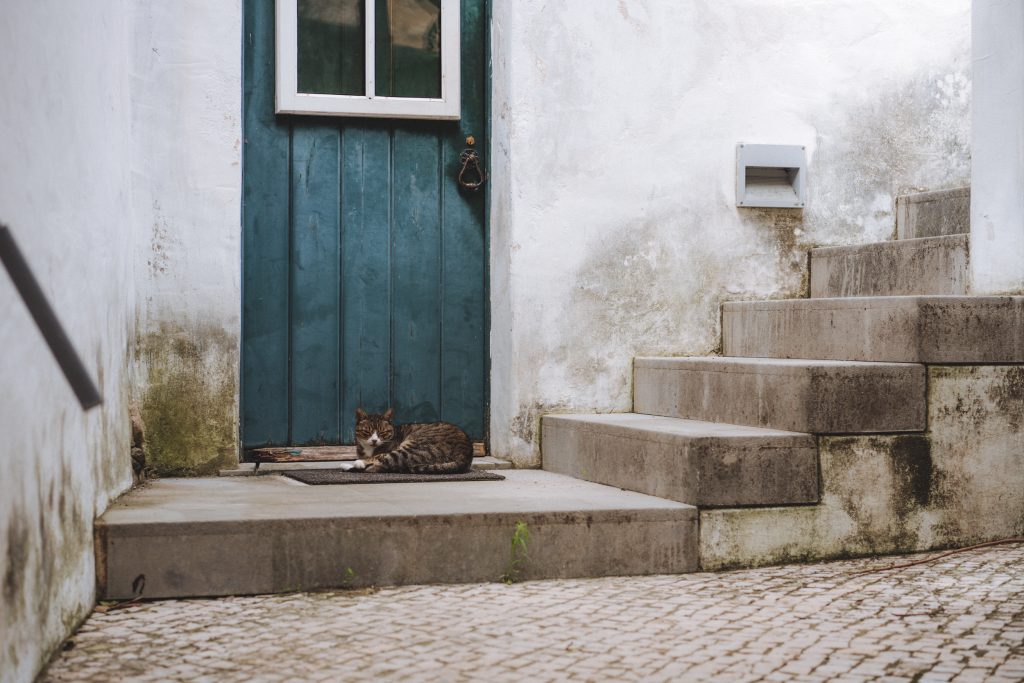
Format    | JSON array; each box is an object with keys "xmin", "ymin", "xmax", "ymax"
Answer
[{"xmin": 0, "ymin": 225, "xmax": 103, "ymax": 410}]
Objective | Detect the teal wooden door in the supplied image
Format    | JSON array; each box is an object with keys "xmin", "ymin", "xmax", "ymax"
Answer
[{"xmin": 242, "ymin": 0, "xmax": 488, "ymax": 447}]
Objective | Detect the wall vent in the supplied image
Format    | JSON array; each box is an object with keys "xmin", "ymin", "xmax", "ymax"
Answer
[{"xmin": 736, "ymin": 143, "xmax": 806, "ymax": 208}]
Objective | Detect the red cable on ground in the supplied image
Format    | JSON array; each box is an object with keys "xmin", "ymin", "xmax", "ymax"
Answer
[{"xmin": 849, "ymin": 537, "xmax": 1024, "ymax": 577}]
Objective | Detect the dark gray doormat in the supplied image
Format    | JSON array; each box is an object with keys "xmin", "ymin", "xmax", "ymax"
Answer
[{"xmin": 282, "ymin": 469, "xmax": 506, "ymax": 485}]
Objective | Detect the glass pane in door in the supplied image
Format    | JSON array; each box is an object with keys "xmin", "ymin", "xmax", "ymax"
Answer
[
  {"xmin": 375, "ymin": 0, "xmax": 442, "ymax": 98},
  {"xmin": 298, "ymin": 0, "xmax": 366, "ymax": 95}
]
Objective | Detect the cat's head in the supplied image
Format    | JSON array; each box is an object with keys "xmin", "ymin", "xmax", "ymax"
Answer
[{"xmin": 354, "ymin": 408, "xmax": 395, "ymax": 449}]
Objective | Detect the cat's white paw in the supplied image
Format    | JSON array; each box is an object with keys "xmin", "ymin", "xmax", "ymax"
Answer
[{"xmin": 350, "ymin": 459, "xmax": 366, "ymax": 471}]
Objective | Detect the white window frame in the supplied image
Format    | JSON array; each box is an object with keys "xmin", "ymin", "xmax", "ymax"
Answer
[{"xmin": 276, "ymin": 0, "xmax": 460, "ymax": 120}]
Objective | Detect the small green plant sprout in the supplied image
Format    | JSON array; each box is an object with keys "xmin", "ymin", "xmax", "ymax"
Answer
[
  {"xmin": 500, "ymin": 520, "xmax": 530, "ymax": 584},
  {"xmin": 340, "ymin": 566, "xmax": 358, "ymax": 588}
]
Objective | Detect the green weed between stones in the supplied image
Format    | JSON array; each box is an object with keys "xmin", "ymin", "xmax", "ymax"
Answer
[
  {"xmin": 340, "ymin": 567, "xmax": 358, "ymax": 588},
  {"xmin": 501, "ymin": 521, "xmax": 530, "ymax": 584}
]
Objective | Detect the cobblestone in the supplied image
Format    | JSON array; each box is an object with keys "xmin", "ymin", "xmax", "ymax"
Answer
[{"xmin": 42, "ymin": 545, "xmax": 1024, "ymax": 682}]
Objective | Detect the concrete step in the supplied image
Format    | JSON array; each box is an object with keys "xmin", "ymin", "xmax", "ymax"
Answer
[
  {"xmin": 542, "ymin": 414, "xmax": 818, "ymax": 507},
  {"xmin": 895, "ymin": 186, "xmax": 969, "ymax": 239},
  {"xmin": 95, "ymin": 471, "xmax": 697, "ymax": 599},
  {"xmin": 723, "ymin": 296, "xmax": 1024, "ymax": 363},
  {"xmin": 809, "ymin": 235, "xmax": 968, "ymax": 298},
  {"xmin": 634, "ymin": 357, "xmax": 925, "ymax": 433}
]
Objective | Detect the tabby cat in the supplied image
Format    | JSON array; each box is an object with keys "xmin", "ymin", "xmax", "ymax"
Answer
[{"xmin": 352, "ymin": 408, "xmax": 473, "ymax": 474}]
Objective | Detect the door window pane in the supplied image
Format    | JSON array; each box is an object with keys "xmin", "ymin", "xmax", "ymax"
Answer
[
  {"xmin": 297, "ymin": 0, "xmax": 366, "ymax": 95},
  {"xmin": 375, "ymin": 0, "xmax": 442, "ymax": 98}
]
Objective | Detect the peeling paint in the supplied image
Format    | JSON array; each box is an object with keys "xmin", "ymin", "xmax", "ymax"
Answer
[{"xmin": 511, "ymin": 402, "xmax": 573, "ymax": 451}]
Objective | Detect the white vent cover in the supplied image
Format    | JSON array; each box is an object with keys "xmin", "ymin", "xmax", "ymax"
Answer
[{"xmin": 736, "ymin": 144, "xmax": 806, "ymax": 209}]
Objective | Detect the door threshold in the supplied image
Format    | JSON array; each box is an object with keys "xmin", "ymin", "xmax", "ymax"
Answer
[{"xmin": 222, "ymin": 453, "xmax": 509, "ymax": 477}]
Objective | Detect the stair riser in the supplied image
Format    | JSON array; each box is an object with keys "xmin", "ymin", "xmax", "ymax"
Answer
[
  {"xmin": 723, "ymin": 298, "xmax": 1024, "ymax": 363},
  {"xmin": 634, "ymin": 360, "xmax": 925, "ymax": 433},
  {"xmin": 810, "ymin": 235, "xmax": 968, "ymax": 298},
  {"xmin": 97, "ymin": 509, "xmax": 697, "ymax": 599},
  {"xmin": 896, "ymin": 187, "xmax": 970, "ymax": 239},
  {"xmin": 700, "ymin": 366, "xmax": 1024, "ymax": 570},
  {"xmin": 543, "ymin": 417, "xmax": 818, "ymax": 507}
]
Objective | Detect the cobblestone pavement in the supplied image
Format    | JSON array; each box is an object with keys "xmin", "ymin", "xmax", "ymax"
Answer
[{"xmin": 42, "ymin": 545, "xmax": 1024, "ymax": 682}]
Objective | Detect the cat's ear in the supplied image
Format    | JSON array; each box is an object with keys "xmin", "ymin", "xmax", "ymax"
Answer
[
  {"xmin": 355, "ymin": 408, "xmax": 367, "ymax": 420},
  {"xmin": 383, "ymin": 408, "xmax": 394, "ymax": 420}
]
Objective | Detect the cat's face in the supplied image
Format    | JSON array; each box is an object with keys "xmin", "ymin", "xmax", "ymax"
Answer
[{"xmin": 354, "ymin": 408, "xmax": 395, "ymax": 450}]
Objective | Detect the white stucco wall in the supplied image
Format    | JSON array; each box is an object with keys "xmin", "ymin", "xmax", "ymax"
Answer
[
  {"xmin": 1, "ymin": 2, "xmax": 243, "ymax": 679},
  {"xmin": 971, "ymin": 0, "xmax": 1024, "ymax": 294},
  {"xmin": 132, "ymin": 0, "xmax": 243, "ymax": 475},
  {"xmin": 491, "ymin": 0, "xmax": 972, "ymax": 466},
  {"xmin": 0, "ymin": 3, "xmax": 136, "ymax": 681}
]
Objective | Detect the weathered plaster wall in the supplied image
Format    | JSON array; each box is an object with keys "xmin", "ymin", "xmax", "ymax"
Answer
[
  {"xmin": 1, "ymin": 2, "xmax": 243, "ymax": 678},
  {"xmin": 132, "ymin": 1, "xmax": 243, "ymax": 475},
  {"xmin": 0, "ymin": 3, "xmax": 136, "ymax": 681},
  {"xmin": 970, "ymin": 0, "xmax": 1024, "ymax": 294},
  {"xmin": 490, "ymin": 0, "xmax": 972, "ymax": 466}
]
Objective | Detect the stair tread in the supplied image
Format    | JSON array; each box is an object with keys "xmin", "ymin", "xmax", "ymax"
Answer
[
  {"xmin": 101, "ymin": 469, "xmax": 691, "ymax": 525},
  {"xmin": 723, "ymin": 295, "xmax": 1024, "ymax": 363},
  {"xmin": 897, "ymin": 186, "xmax": 969, "ymax": 203},
  {"xmin": 725, "ymin": 294, "xmax": 1023, "ymax": 308},
  {"xmin": 633, "ymin": 357, "xmax": 926, "ymax": 433},
  {"xmin": 544, "ymin": 413, "xmax": 813, "ymax": 442},
  {"xmin": 97, "ymin": 470, "xmax": 697, "ymax": 599},
  {"xmin": 809, "ymin": 236, "xmax": 969, "ymax": 298},
  {"xmin": 635, "ymin": 356, "xmax": 922, "ymax": 370},
  {"xmin": 809, "ymin": 233, "xmax": 967, "ymax": 255},
  {"xmin": 542, "ymin": 414, "xmax": 818, "ymax": 508}
]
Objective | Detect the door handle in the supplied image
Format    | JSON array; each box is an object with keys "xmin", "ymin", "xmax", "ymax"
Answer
[{"xmin": 457, "ymin": 137, "xmax": 486, "ymax": 191}]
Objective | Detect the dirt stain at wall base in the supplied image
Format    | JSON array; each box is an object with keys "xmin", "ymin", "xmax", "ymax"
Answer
[{"xmin": 139, "ymin": 322, "xmax": 239, "ymax": 476}]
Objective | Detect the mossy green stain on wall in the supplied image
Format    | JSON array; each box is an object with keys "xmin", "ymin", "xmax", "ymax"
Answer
[
  {"xmin": 888, "ymin": 434, "xmax": 933, "ymax": 509},
  {"xmin": 140, "ymin": 323, "xmax": 238, "ymax": 476}
]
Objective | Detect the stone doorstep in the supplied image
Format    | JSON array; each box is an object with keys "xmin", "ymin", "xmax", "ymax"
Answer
[
  {"xmin": 723, "ymin": 295, "xmax": 1024, "ymax": 363},
  {"xmin": 541, "ymin": 413, "xmax": 818, "ymax": 507},
  {"xmin": 809, "ymin": 234, "xmax": 968, "ymax": 298},
  {"xmin": 96, "ymin": 471, "xmax": 697, "ymax": 600},
  {"xmin": 633, "ymin": 356, "xmax": 926, "ymax": 434}
]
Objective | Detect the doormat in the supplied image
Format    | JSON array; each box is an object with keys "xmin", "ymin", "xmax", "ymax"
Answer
[{"xmin": 282, "ymin": 469, "xmax": 506, "ymax": 485}]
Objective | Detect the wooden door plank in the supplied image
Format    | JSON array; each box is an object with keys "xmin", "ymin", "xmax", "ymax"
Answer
[
  {"xmin": 438, "ymin": 0, "xmax": 488, "ymax": 438},
  {"xmin": 391, "ymin": 128, "xmax": 443, "ymax": 424},
  {"xmin": 251, "ymin": 445, "xmax": 358, "ymax": 462},
  {"xmin": 242, "ymin": 0, "xmax": 291, "ymax": 447},
  {"xmin": 340, "ymin": 126, "xmax": 393, "ymax": 441},
  {"xmin": 289, "ymin": 127, "xmax": 342, "ymax": 444},
  {"xmin": 440, "ymin": 151, "xmax": 486, "ymax": 438}
]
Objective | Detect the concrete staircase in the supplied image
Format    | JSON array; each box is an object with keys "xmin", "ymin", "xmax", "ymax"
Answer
[
  {"xmin": 543, "ymin": 186, "xmax": 1024, "ymax": 570},
  {"xmin": 97, "ymin": 186, "xmax": 1022, "ymax": 596}
]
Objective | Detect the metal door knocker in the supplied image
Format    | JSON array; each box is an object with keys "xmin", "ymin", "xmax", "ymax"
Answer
[{"xmin": 457, "ymin": 136, "xmax": 486, "ymax": 191}]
